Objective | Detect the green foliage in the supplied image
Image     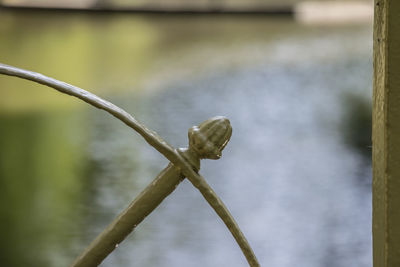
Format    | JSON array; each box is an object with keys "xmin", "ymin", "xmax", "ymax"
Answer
[{"xmin": 0, "ymin": 111, "xmax": 88, "ymax": 266}]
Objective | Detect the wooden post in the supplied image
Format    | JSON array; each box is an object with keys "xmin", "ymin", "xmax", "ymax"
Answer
[{"xmin": 373, "ymin": 0, "xmax": 400, "ymax": 266}]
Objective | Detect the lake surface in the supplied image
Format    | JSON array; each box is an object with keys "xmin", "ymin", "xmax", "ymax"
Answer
[{"xmin": 0, "ymin": 10, "xmax": 372, "ymax": 267}]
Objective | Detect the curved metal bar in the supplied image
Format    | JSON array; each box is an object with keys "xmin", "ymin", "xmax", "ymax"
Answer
[
  {"xmin": 175, "ymin": 152, "xmax": 260, "ymax": 267},
  {"xmin": 0, "ymin": 63, "xmax": 259, "ymax": 267}
]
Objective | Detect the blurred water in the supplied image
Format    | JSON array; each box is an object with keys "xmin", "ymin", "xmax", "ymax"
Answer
[{"xmin": 0, "ymin": 11, "xmax": 372, "ymax": 267}]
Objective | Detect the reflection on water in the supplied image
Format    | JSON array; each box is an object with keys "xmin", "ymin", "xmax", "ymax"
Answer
[{"xmin": 0, "ymin": 10, "xmax": 372, "ymax": 267}]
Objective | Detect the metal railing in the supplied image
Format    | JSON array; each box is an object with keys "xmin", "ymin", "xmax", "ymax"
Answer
[{"xmin": 0, "ymin": 63, "xmax": 260, "ymax": 267}]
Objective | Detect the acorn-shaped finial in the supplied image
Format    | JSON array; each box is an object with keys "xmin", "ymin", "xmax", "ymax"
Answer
[{"xmin": 188, "ymin": 116, "xmax": 232, "ymax": 160}]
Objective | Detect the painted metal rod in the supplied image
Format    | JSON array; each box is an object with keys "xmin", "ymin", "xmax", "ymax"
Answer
[
  {"xmin": 0, "ymin": 63, "xmax": 260, "ymax": 267},
  {"xmin": 188, "ymin": 174, "xmax": 259, "ymax": 267}
]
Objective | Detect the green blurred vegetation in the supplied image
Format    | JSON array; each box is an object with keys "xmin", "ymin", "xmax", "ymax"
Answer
[
  {"xmin": 0, "ymin": 11, "xmax": 298, "ymax": 113},
  {"xmin": 341, "ymin": 93, "xmax": 372, "ymax": 159},
  {"xmin": 0, "ymin": 110, "xmax": 87, "ymax": 266},
  {"xmin": 0, "ymin": 11, "xmax": 157, "ymax": 112}
]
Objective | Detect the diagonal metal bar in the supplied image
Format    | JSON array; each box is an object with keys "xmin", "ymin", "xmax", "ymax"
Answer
[
  {"xmin": 0, "ymin": 63, "xmax": 260, "ymax": 267},
  {"xmin": 72, "ymin": 162, "xmax": 187, "ymax": 266}
]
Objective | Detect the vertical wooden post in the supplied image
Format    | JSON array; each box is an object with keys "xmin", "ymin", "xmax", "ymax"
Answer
[{"xmin": 373, "ymin": 0, "xmax": 400, "ymax": 266}]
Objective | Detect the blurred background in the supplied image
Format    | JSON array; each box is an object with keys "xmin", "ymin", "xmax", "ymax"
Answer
[{"xmin": 0, "ymin": 0, "xmax": 373, "ymax": 266}]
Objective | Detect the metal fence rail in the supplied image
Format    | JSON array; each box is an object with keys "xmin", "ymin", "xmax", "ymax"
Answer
[{"xmin": 0, "ymin": 63, "xmax": 260, "ymax": 267}]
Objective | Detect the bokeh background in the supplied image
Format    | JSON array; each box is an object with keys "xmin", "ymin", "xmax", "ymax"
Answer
[{"xmin": 0, "ymin": 1, "xmax": 373, "ymax": 266}]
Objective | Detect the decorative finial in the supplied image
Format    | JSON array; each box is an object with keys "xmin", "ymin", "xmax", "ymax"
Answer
[{"xmin": 188, "ymin": 116, "xmax": 232, "ymax": 160}]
